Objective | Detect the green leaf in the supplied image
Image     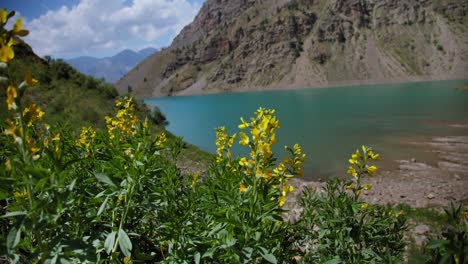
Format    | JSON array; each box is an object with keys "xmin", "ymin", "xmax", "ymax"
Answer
[
  {"xmin": 194, "ymin": 252, "xmax": 201, "ymax": 264},
  {"xmin": 7, "ymin": 226, "xmax": 21, "ymax": 250},
  {"xmin": 68, "ymin": 178, "xmax": 77, "ymax": 191},
  {"xmin": 323, "ymin": 256, "xmax": 342, "ymax": 264},
  {"xmin": 202, "ymin": 248, "xmax": 215, "ymax": 258},
  {"xmin": 25, "ymin": 167, "xmax": 49, "ymax": 178},
  {"xmin": 260, "ymin": 253, "xmax": 277, "ymax": 264},
  {"xmin": 94, "ymin": 173, "xmax": 116, "ymax": 188},
  {"xmin": 1, "ymin": 211, "xmax": 27, "ymax": 218},
  {"xmin": 104, "ymin": 231, "xmax": 116, "ymax": 254},
  {"xmin": 426, "ymin": 239, "xmax": 449, "ymax": 249},
  {"xmin": 97, "ymin": 196, "xmax": 109, "ymax": 216},
  {"xmin": 60, "ymin": 258, "xmax": 72, "ymax": 264},
  {"xmin": 34, "ymin": 177, "xmax": 49, "ymax": 192},
  {"xmin": 259, "ymin": 247, "xmax": 277, "ymax": 264},
  {"xmin": 118, "ymin": 229, "xmax": 132, "ymax": 257}
]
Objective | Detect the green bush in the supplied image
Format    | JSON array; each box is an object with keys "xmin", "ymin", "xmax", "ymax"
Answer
[
  {"xmin": 422, "ymin": 203, "xmax": 468, "ymax": 264},
  {"xmin": 293, "ymin": 147, "xmax": 407, "ymax": 263}
]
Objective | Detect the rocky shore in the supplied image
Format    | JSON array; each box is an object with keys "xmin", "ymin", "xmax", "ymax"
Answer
[{"xmin": 291, "ymin": 135, "xmax": 468, "ymax": 209}]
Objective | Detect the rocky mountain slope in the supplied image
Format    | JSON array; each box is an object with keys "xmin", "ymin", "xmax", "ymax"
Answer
[
  {"xmin": 116, "ymin": 0, "xmax": 468, "ymax": 98},
  {"xmin": 67, "ymin": 47, "xmax": 157, "ymax": 83}
]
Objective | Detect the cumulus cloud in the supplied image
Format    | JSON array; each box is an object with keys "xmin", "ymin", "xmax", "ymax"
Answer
[{"xmin": 23, "ymin": 0, "xmax": 201, "ymax": 57}]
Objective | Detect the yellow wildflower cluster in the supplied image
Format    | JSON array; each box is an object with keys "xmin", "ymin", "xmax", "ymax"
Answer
[
  {"xmin": 215, "ymin": 107, "xmax": 305, "ymax": 207},
  {"xmin": 105, "ymin": 97, "xmax": 138, "ymax": 140},
  {"xmin": 388, "ymin": 209, "xmax": 405, "ymax": 219},
  {"xmin": 190, "ymin": 173, "xmax": 200, "ymax": 188},
  {"xmin": 26, "ymin": 136, "xmax": 41, "ymax": 160},
  {"xmin": 77, "ymin": 126, "xmax": 96, "ymax": 154},
  {"xmin": 346, "ymin": 145, "xmax": 379, "ymax": 198},
  {"xmin": 23, "ymin": 103, "xmax": 45, "ymax": 127},
  {"xmin": 13, "ymin": 189, "xmax": 28, "ymax": 202},
  {"xmin": 4, "ymin": 119, "xmax": 22, "ymax": 143},
  {"xmin": 214, "ymin": 126, "xmax": 236, "ymax": 162},
  {"xmin": 1, "ymin": 9, "xmax": 36, "ymax": 112},
  {"xmin": 155, "ymin": 132, "xmax": 167, "ymax": 148},
  {"xmin": 1, "ymin": 9, "xmax": 28, "ymax": 64},
  {"xmin": 238, "ymin": 107, "xmax": 279, "ymax": 163}
]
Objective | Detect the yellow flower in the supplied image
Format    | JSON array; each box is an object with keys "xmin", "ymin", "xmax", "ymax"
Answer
[
  {"xmin": 238, "ymin": 117, "xmax": 249, "ymax": 129},
  {"xmin": 53, "ymin": 133, "xmax": 61, "ymax": 142},
  {"xmin": 155, "ymin": 132, "xmax": 167, "ymax": 147},
  {"xmin": 263, "ymin": 169, "xmax": 272, "ymax": 181},
  {"xmin": 123, "ymin": 256, "xmax": 130, "ymax": 264},
  {"xmin": 361, "ymin": 203, "xmax": 369, "ymax": 210},
  {"xmin": 364, "ymin": 184, "xmax": 371, "ymax": 190},
  {"xmin": 0, "ymin": 9, "xmax": 7, "ymax": 24},
  {"xmin": 367, "ymin": 150, "xmax": 379, "ymax": 161},
  {"xmin": 356, "ymin": 189, "xmax": 362, "ymax": 195},
  {"xmin": 396, "ymin": 210, "xmax": 405, "ymax": 218},
  {"xmin": 282, "ymin": 184, "xmax": 294, "ymax": 196},
  {"xmin": 14, "ymin": 189, "xmax": 28, "ymax": 201},
  {"xmin": 239, "ymin": 183, "xmax": 247, "ymax": 193},
  {"xmin": 278, "ymin": 195, "xmax": 286, "ymax": 207},
  {"xmin": 347, "ymin": 166, "xmax": 358, "ymax": 177},
  {"xmin": 367, "ymin": 165, "xmax": 377, "ymax": 176},
  {"xmin": 239, "ymin": 132, "xmax": 249, "ymax": 146},
  {"xmin": 269, "ymin": 133, "xmax": 276, "ymax": 145},
  {"xmin": 0, "ymin": 45, "xmax": 14, "ymax": 63},
  {"xmin": 25, "ymin": 69, "xmax": 38, "ymax": 86},
  {"xmin": 190, "ymin": 173, "xmax": 200, "ymax": 188},
  {"xmin": 12, "ymin": 18, "xmax": 29, "ymax": 37},
  {"xmin": 269, "ymin": 117, "xmax": 280, "ymax": 129},
  {"xmin": 346, "ymin": 184, "xmax": 353, "ymax": 190},
  {"xmin": 5, "ymin": 159, "xmax": 11, "ymax": 171},
  {"xmin": 23, "ymin": 103, "xmax": 45, "ymax": 126},
  {"xmin": 6, "ymin": 85, "xmax": 17, "ymax": 110},
  {"xmin": 239, "ymin": 157, "xmax": 247, "ymax": 166}
]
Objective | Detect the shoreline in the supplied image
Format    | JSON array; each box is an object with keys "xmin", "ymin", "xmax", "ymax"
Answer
[
  {"xmin": 291, "ymin": 134, "xmax": 468, "ymax": 209},
  {"xmin": 158, "ymin": 76, "xmax": 468, "ymax": 99}
]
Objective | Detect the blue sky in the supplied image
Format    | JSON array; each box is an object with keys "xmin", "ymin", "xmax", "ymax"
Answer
[{"xmin": 2, "ymin": 0, "xmax": 204, "ymax": 59}]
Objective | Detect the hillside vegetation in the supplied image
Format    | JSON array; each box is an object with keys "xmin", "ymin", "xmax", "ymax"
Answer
[{"xmin": 117, "ymin": 0, "xmax": 468, "ymax": 98}]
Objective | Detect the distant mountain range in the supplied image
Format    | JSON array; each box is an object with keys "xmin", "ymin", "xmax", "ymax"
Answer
[{"xmin": 66, "ymin": 47, "xmax": 157, "ymax": 83}]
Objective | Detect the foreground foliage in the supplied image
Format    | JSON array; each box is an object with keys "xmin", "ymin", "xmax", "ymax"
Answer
[
  {"xmin": 293, "ymin": 147, "xmax": 407, "ymax": 263},
  {"xmin": 3, "ymin": 8, "xmax": 465, "ymax": 264}
]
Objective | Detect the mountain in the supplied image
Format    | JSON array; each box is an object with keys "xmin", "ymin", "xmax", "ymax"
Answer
[
  {"xmin": 116, "ymin": 0, "xmax": 467, "ymax": 98},
  {"xmin": 67, "ymin": 47, "xmax": 157, "ymax": 83}
]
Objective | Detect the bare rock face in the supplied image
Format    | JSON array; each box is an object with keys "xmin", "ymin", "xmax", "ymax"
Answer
[{"xmin": 117, "ymin": 0, "xmax": 468, "ymax": 98}]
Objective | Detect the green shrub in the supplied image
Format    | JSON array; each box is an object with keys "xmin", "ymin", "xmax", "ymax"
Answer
[
  {"xmin": 293, "ymin": 146, "xmax": 407, "ymax": 263},
  {"xmin": 422, "ymin": 203, "xmax": 468, "ymax": 264}
]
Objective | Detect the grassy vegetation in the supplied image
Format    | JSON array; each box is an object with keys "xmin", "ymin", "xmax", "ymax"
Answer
[{"xmin": 1, "ymin": 8, "xmax": 466, "ymax": 264}]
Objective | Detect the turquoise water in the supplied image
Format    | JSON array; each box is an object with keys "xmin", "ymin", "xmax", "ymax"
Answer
[{"xmin": 145, "ymin": 80, "xmax": 468, "ymax": 179}]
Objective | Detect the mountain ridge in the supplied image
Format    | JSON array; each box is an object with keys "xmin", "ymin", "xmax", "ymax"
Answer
[
  {"xmin": 66, "ymin": 47, "xmax": 157, "ymax": 83},
  {"xmin": 116, "ymin": 0, "xmax": 468, "ymax": 98}
]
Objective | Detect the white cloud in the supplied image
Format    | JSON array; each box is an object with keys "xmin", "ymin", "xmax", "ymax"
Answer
[{"xmin": 23, "ymin": 0, "xmax": 201, "ymax": 58}]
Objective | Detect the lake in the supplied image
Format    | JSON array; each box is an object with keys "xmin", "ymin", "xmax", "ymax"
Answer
[{"xmin": 145, "ymin": 80, "xmax": 468, "ymax": 180}]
